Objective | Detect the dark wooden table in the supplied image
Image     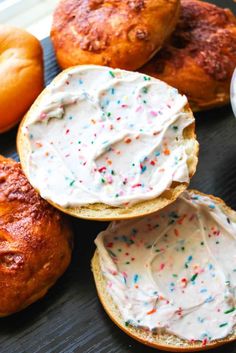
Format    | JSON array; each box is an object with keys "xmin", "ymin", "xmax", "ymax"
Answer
[{"xmin": 0, "ymin": 1, "xmax": 236, "ymax": 351}]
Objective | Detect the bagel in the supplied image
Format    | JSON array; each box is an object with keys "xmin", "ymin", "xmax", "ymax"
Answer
[
  {"xmin": 50, "ymin": 0, "xmax": 180, "ymax": 70},
  {"xmin": 17, "ymin": 65, "xmax": 198, "ymax": 221},
  {"xmin": 0, "ymin": 25, "xmax": 44, "ymax": 133},
  {"xmin": 92, "ymin": 190, "xmax": 236, "ymax": 351},
  {"xmin": 140, "ymin": 0, "xmax": 236, "ymax": 111},
  {"xmin": 0, "ymin": 155, "xmax": 73, "ymax": 316}
]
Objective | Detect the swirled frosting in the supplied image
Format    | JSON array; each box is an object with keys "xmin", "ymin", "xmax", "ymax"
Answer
[
  {"xmin": 95, "ymin": 191, "xmax": 236, "ymax": 342},
  {"xmin": 23, "ymin": 65, "xmax": 195, "ymax": 207}
]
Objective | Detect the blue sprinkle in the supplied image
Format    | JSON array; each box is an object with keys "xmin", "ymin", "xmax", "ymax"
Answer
[
  {"xmin": 141, "ymin": 166, "xmax": 147, "ymax": 174},
  {"xmin": 79, "ymin": 79, "xmax": 83, "ymax": 84},
  {"xmin": 208, "ymin": 264, "xmax": 213, "ymax": 270},
  {"xmin": 155, "ymin": 151, "xmax": 161, "ymax": 157},
  {"xmin": 133, "ymin": 274, "xmax": 139, "ymax": 283},
  {"xmin": 205, "ymin": 296, "xmax": 214, "ymax": 303},
  {"xmin": 111, "ymin": 88, "xmax": 115, "ymax": 95},
  {"xmin": 188, "ymin": 255, "xmax": 193, "ymax": 262},
  {"xmin": 209, "ymin": 204, "xmax": 215, "ymax": 209},
  {"xmin": 200, "ymin": 288, "xmax": 207, "ymax": 293}
]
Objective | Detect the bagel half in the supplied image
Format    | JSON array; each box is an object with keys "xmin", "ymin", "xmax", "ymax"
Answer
[
  {"xmin": 92, "ymin": 190, "xmax": 236, "ymax": 351},
  {"xmin": 17, "ymin": 66, "xmax": 199, "ymax": 221}
]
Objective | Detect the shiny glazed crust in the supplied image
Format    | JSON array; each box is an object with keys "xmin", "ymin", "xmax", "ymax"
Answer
[
  {"xmin": 91, "ymin": 190, "xmax": 236, "ymax": 351},
  {"xmin": 17, "ymin": 67, "xmax": 199, "ymax": 221},
  {"xmin": 50, "ymin": 0, "xmax": 180, "ymax": 70},
  {"xmin": 140, "ymin": 0, "xmax": 236, "ymax": 111},
  {"xmin": 0, "ymin": 155, "xmax": 73, "ymax": 317},
  {"xmin": 0, "ymin": 25, "xmax": 44, "ymax": 133}
]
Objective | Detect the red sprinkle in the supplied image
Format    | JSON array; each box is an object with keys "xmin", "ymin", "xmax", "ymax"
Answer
[
  {"xmin": 160, "ymin": 263, "xmax": 165, "ymax": 270},
  {"xmin": 174, "ymin": 229, "xmax": 179, "ymax": 236},
  {"xmin": 132, "ymin": 183, "xmax": 142, "ymax": 188},
  {"xmin": 106, "ymin": 242, "xmax": 113, "ymax": 248},
  {"xmin": 98, "ymin": 166, "xmax": 107, "ymax": 173}
]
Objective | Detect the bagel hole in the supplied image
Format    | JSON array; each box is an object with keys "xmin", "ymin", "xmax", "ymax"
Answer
[{"xmin": 171, "ymin": 35, "xmax": 189, "ymax": 49}]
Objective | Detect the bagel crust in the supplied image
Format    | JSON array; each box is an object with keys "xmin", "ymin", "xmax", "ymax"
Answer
[
  {"xmin": 140, "ymin": 0, "xmax": 236, "ymax": 111},
  {"xmin": 0, "ymin": 25, "xmax": 44, "ymax": 133},
  {"xmin": 0, "ymin": 155, "xmax": 73, "ymax": 316},
  {"xmin": 50, "ymin": 0, "xmax": 180, "ymax": 70}
]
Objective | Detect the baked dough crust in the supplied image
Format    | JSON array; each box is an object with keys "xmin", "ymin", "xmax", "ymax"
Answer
[
  {"xmin": 0, "ymin": 25, "xmax": 44, "ymax": 133},
  {"xmin": 0, "ymin": 156, "xmax": 73, "ymax": 316},
  {"xmin": 141, "ymin": 0, "xmax": 236, "ymax": 111},
  {"xmin": 51, "ymin": 0, "xmax": 180, "ymax": 70}
]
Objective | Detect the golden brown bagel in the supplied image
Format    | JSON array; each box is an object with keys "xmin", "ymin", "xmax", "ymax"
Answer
[
  {"xmin": 0, "ymin": 25, "xmax": 44, "ymax": 133},
  {"xmin": 50, "ymin": 0, "xmax": 180, "ymax": 70},
  {"xmin": 0, "ymin": 155, "xmax": 73, "ymax": 316},
  {"xmin": 140, "ymin": 0, "xmax": 236, "ymax": 111}
]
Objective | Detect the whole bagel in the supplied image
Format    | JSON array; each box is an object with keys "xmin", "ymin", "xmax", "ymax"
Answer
[
  {"xmin": 141, "ymin": 0, "xmax": 236, "ymax": 111},
  {"xmin": 0, "ymin": 155, "xmax": 73, "ymax": 316},
  {"xmin": 50, "ymin": 0, "xmax": 180, "ymax": 70},
  {"xmin": 0, "ymin": 25, "xmax": 44, "ymax": 133}
]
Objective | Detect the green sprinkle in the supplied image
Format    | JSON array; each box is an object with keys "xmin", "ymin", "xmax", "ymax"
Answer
[
  {"xmin": 109, "ymin": 71, "xmax": 115, "ymax": 78},
  {"xmin": 224, "ymin": 307, "xmax": 235, "ymax": 314},
  {"xmin": 126, "ymin": 261, "xmax": 130, "ymax": 265},
  {"xmin": 142, "ymin": 87, "xmax": 148, "ymax": 94},
  {"xmin": 70, "ymin": 180, "xmax": 75, "ymax": 186},
  {"xmin": 173, "ymin": 126, "xmax": 178, "ymax": 131},
  {"xmin": 118, "ymin": 248, "xmax": 122, "ymax": 252},
  {"xmin": 107, "ymin": 112, "xmax": 111, "ymax": 117},
  {"xmin": 111, "ymin": 170, "xmax": 115, "ymax": 175},
  {"xmin": 143, "ymin": 100, "xmax": 147, "ymax": 104},
  {"xmin": 78, "ymin": 140, "xmax": 81, "ymax": 144},
  {"xmin": 101, "ymin": 178, "xmax": 106, "ymax": 183},
  {"xmin": 155, "ymin": 249, "xmax": 160, "ymax": 252},
  {"xmin": 108, "ymin": 250, "xmax": 116, "ymax": 257},
  {"xmin": 144, "ymin": 76, "xmax": 151, "ymax": 81},
  {"xmin": 125, "ymin": 321, "xmax": 130, "ymax": 327},
  {"xmin": 115, "ymin": 193, "xmax": 119, "ymax": 198},
  {"xmin": 201, "ymin": 241, "xmax": 204, "ymax": 246},
  {"xmin": 181, "ymin": 247, "xmax": 185, "ymax": 251},
  {"xmin": 185, "ymin": 263, "xmax": 188, "ymax": 269},
  {"xmin": 219, "ymin": 323, "xmax": 228, "ymax": 328},
  {"xmin": 191, "ymin": 273, "xmax": 198, "ymax": 282},
  {"xmin": 172, "ymin": 274, "xmax": 178, "ymax": 278}
]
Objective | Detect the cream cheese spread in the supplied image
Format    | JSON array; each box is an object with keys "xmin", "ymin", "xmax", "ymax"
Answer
[
  {"xmin": 23, "ymin": 65, "xmax": 195, "ymax": 207},
  {"xmin": 95, "ymin": 191, "xmax": 236, "ymax": 342}
]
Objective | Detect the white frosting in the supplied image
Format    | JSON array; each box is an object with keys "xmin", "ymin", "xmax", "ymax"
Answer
[
  {"xmin": 23, "ymin": 65, "xmax": 195, "ymax": 207},
  {"xmin": 230, "ymin": 68, "xmax": 236, "ymax": 117},
  {"xmin": 95, "ymin": 191, "xmax": 236, "ymax": 342}
]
